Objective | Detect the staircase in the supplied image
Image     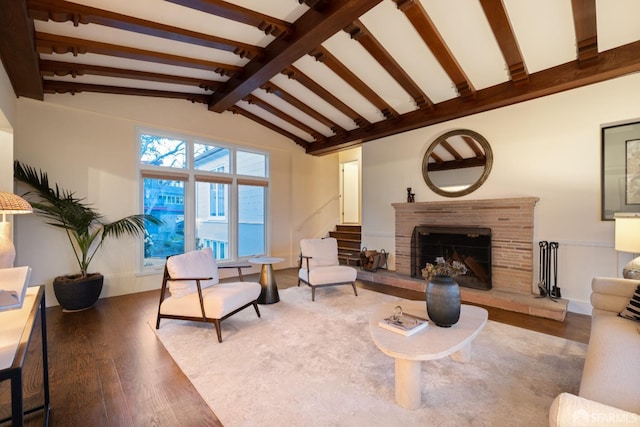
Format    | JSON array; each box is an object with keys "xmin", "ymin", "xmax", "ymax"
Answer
[{"xmin": 330, "ymin": 224, "xmax": 361, "ymax": 265}]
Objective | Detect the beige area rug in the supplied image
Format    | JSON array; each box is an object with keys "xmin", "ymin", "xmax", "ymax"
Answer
[{"xmin": 152, "ymin": 286, "xmax": 587, "ymax": 427}]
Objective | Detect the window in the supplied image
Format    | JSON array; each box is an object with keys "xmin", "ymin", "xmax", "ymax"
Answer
[
  {"xmin": 208, "ymin": 166, "xmax": 226, "ymax": 218},
  {"xmin": 138, "ymin": 129, "xmax": 269, "ymax": 271}
]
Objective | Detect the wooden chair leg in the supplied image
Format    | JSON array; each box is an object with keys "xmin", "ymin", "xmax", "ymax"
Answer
[
  {"xmin": 253, "ymin": 302, "xmax": 261, "ymax": 318},
  {"xmin": 312, "ymin": 286, "xmax": 316, "ymax": 302},
  {"xmin": 352, "ymin": 282, "xmax": 358, "ymax": 297},
  {"xmin": 212, "ymin": 319, "xmax": 222, "ymax": 343}
]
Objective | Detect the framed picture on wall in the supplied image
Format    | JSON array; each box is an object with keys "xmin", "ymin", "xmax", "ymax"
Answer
[
  {"xmin": 626, "ymin": 139, "xmax": 640, "ymax": 204},
  {"xmin": 602, "ymin": 121, "xmax": 640, "ymax": 220}
]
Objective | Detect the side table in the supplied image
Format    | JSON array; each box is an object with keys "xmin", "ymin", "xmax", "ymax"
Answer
[{"xmin": 248, "ymin": 257, "xmax": 284, "ymax": 304}]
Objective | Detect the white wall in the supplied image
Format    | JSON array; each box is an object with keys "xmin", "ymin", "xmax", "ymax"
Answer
[
  {"xmin": 0, "ymin": 62, "xmax": 17, "ymax": 132},
  {"xmin": 362, "ymin": 73, "xmax": 640, "ymax": 315},
  {"xmin": 0, "ymin": 62, "xmax": 16, "ymax": 259},
  {"xmin": 12, "ymin": 94, "xmax": 339, "ymax": 305},
  {"xmin": 0, "ymin": 62, "xmax": 16, "ymax": 191}
]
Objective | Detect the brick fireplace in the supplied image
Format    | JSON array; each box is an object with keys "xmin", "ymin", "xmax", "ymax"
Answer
[
  {"xmin": 394, "ymin": 197, "xmax": 539, "ymax": 295},
  {"xmin": 357, "ymin": 196, "xmax": 566, "ymax": 320}
]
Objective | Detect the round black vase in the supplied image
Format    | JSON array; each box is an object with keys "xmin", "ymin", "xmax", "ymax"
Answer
[
  {"xmin": 426, "ymin": 275, "xmax": 461, "ymax": 327},
  {"xmin": 53, "ymin": 273, "xmax": 104, "ymax": 312}
]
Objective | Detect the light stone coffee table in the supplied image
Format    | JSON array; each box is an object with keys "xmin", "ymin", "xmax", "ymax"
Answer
[{"xmin": 369, "ymin": 300, "xmax": 488, "ymax": 409}]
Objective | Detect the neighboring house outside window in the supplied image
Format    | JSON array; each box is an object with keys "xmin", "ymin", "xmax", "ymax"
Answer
[{"xmin": 138, "ymin": 129, "xmax": 269, "ymax": 272}]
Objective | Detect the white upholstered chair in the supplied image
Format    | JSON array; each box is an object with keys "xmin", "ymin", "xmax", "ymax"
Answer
[
  {"xmin": 298, "ymin": 237, "xmax": 358, "ymax": 301},
  {"xmin": 155, "ymin": 248, "xmax": 261, "ymax": 342}
]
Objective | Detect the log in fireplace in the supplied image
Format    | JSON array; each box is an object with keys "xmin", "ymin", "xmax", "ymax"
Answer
[{"xmin": 411, "ymin": 226, "xmax": 492, "ymax": 290}]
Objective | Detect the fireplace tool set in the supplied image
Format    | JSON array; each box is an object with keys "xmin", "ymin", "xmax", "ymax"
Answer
[{"xmin": 537, "ymin": 241, "xmax": 561, "ymax": 300}]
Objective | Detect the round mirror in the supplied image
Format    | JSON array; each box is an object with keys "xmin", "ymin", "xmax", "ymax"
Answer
[{"xmin": 421, "ymin": 129, "xmax": 493, "ymax": 197}]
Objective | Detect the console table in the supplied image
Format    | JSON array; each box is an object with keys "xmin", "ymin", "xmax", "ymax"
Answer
[{"xmin": 0, "ymin": 286, "xmax": 50, "ymax": 426}]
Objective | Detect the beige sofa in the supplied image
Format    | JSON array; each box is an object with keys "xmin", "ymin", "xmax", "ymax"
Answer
[{"xmin": 549, "ymin": 277, "xmax": 640, "ymax": 426}]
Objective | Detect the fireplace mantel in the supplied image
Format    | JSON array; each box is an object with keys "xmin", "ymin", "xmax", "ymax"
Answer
[{"xmin": 393, "ymin": 197, "xmax": 539, "ymax": 295}]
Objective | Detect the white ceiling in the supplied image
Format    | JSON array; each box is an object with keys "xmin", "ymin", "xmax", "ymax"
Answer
[{"xmin": 6, "ymin": 0, "xmax": 640, "ymax": 153}]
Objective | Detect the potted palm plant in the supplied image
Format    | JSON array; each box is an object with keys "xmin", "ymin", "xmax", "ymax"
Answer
[{"xmin": 14, "ymin": 161, "xmax": 162, "ymax": 311}]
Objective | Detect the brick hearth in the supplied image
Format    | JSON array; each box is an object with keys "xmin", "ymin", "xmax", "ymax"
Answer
[
  {"xmin": 382, "ymin": 197, "xmax": 568, "ymax": 321},
  {"xmin": 357, "ymin": 269, "xmax": 567, "ymax": 321}
]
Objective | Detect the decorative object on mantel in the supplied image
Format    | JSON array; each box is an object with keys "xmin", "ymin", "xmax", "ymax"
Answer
[
  {"xmin": 614, "ymin": 213, "xmax": 640, "ymax": 278},
  {"xmin": 13, "ymin": 161, "xmax": 163, "ymax": 311},
  {"xmin": 0, "ymin": 192, "xmax": 32, "ymax": 268},
  {"xmin": 406, "ymin": 187, "xmax": 415, "ymax": 203},
  {"xmin": 422, "ymin": 257, "xmax": 467, "ymax": 327}
]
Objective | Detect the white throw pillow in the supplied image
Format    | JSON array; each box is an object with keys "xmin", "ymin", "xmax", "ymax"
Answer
[{"xmin": 166, "ymin": 248, "xmax": 219, "ymax": 298}]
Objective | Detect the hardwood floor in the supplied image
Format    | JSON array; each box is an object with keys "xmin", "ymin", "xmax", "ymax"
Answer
[{"xmin": 1, "ymin": 268, "xmax": 590, "ymax": 426}]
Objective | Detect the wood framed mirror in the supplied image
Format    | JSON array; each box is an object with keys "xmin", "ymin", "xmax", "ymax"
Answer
[{"xmin": 421, "ymin": 129, "xmax": 493, "ymax": 197}]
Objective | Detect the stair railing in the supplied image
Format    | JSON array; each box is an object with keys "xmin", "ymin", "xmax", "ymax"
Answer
[{"xmin": 293, "ymin": 193, "xmax": 341, "ymax": 237}]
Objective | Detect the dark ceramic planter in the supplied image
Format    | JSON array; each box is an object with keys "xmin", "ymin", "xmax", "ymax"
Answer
[
  {"xmin": 426, "ymin": 275, "xmax": 461, "ymax": 327},
  {"xmin": 53, "ymin": 273, "xmax": 104, "ymax": 312}
]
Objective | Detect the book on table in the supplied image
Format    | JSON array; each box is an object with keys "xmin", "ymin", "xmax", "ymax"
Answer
[
  {"xmin": 0, "ymin": 266, "xmax": 32, "ymax": 312},
  {"xmin": 378, "ymin": 311, "xmax": 428, "ymax": 336}
]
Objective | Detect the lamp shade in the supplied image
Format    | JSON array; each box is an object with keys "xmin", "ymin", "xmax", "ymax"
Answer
[
  {"xmin": 0, "ymin": 192, "xmax": 32, "ymax": 214},
  {"xmin": 615, "ymin": 213, "xmax": 640, "ymax": 279},
  {"xmin": 0, "ymin": 192, "xmax": 32, "ymax": 268},
  {"xmin": 614, "ymin": 213, "xmax": 640, "ymax": 253}
]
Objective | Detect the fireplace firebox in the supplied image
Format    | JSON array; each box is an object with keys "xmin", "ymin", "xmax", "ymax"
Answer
[{"xmin": 411, "ymin": 226, "xmax": 492, "ymax": 290}]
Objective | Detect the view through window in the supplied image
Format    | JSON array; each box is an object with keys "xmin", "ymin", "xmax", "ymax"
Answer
[{"xmin": 138, "ymin": 129, "xmax": 268, "ymax": 271}]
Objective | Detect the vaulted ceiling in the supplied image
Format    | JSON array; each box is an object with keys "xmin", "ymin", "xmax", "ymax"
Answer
[{"xmin": 2, "ymin": 0, "xmax": 640, "ymax": 155}]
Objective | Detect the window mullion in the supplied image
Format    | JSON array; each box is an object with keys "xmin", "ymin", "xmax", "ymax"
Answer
[{"xmin": 184, "ymin": 174, "xmax": 196, "ymax": 252}]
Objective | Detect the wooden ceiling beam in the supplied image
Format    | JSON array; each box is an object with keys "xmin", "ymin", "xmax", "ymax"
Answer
[
  {"xmin": 228, "ymin": 105, "xmax": 308, "ymax": 149},
  {"xmin": 43, "ymin": 80, "xmax": 210, "ymax": 103},
  {"xmin": 462, "ymin": 135, "xmax": 485, "ymax": 157},
  {"xmin": 282, "ymin": 66, "xmax": 370, "ymax": 127},
  {"xmin": 40, "ymin": 60, "xmax": 222, "ymax": 91},
  {"xmin": 208, "ymin": 0, "xmax": 383, "ymax": 113},
  {"xmin": 571, "ymin": 0, "xmax": 598, "ymax": 65},
  {"xmin": 260, "ymin": 81, "xmax": 345, "ymax": 134},
  {"xmin": 429, "ymin": 152, "xmax": 444, "ymax": 165},
  {"xmin": 35, "ymin": 32, "xmax": 241, "ymax": 76},
  {"xmin": 439, "ymin": 140, "xmax": 463, "ymax": 161},
  {"xmin": 428, "ymin": 157, "xmax": 487, "ymax": 171},
  {"xmin": 306, "ymin": 40, "xmax": 640, "ymax": 155},
  {"xmin": 344, "ymin": 19, "xmax": 432, "ymax": 110},
  {"xmin": 309, "ymin": 46, "xmax": 398, "ymax": 119},
  {"xmin": 27, "ymin": 0, "xmax": 263, "ymax": 60},
  {"xmin": 243, "ymin": 94, "xmax": 324, "ymax": 142},
  {"xmin": 164, "ymin": 0, "xmax": 291, "ymax": 37},
  {"xmin": 479, "ymin": 0, "xmax": 528, "ymax": 85},
  {"xmin": 0, "ymin": 0, "xmax": 43, "ymax": 99},
  {"xmin": 393, "ymin": 0, "xmax": 475, "ymax": 98}
]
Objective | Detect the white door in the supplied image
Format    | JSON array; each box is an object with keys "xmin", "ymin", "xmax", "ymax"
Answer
[{"xmin": 341, "ymin": 160, "xmax": 359, "ymax": 224}]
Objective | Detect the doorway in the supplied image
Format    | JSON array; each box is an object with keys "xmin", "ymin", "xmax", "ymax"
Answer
[{"xmin": 341, "ymin": 160, "xmax": 359, "ymax": 224}]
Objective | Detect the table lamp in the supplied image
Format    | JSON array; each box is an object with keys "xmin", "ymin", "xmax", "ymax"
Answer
[
  {"xmin": 0, "ymin": 192, "xmax": 32, "ymax": 269},
  {"xmin": 614, "ymin": 213, "xmax": 640, "ymax": 279}
]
